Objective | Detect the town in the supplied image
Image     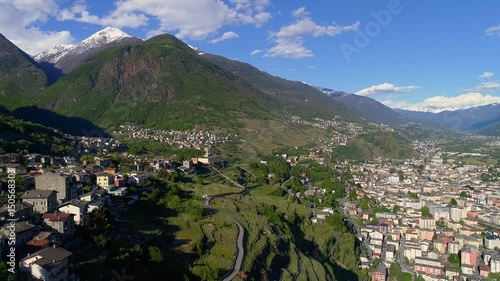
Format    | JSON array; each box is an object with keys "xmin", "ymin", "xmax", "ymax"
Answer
[{"xmin": 0, "ymin": 130, "xmax": 498, "ymax": 281}]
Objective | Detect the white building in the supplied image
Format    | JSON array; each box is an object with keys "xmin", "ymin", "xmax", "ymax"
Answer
[
  {"xmin": 58, "ymin": 199, "xmax": 88, "ymax": 225},
  {"xmin": 19, "ymin": 247, "xmax": 76, "ymax": 281},
  {"xmin": 450, "ymin": 207, "xmax": 467, "ymax": 222},
  {"xmin": 490, "ymin": 255, "xmax": 500, "ymax": 273}
]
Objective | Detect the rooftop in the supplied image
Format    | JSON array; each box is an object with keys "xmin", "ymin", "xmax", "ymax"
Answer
[
  {"xmin": 42, "ymin": 212, "xmax": 73, "ymax": 222},
  {"xmin": 21, "ymin": 247, "xmax": 72, "ymax": 270},
  {"xmin": 22, "ymin": 190, "xmax": 57, "ymax": 199}
]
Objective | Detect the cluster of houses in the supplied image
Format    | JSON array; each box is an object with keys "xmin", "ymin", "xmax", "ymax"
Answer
[
  {"xmin": 0, "ymin": 153, "xmax": 160, "ymax": 280},
  {"xmin": 78, "ymin": 136, "xmax": 127, "ymax": 155},
  {"xmin": 113, "ymin": 124, "xmax": 238, "ymax": 150},
  {"xmin": 290, "ymin": 115, "xmax": 366, "ymax": 147},
  {"xmin": 341, "ymin": 145, "xmax": 500, "ymax": 281}
]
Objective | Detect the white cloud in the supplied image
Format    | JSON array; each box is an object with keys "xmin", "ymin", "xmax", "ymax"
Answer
[
  {"xmin": 0, "ymin": 0, "xmax": 75, "ymax": 55},
  {"xmin": 58, "ymin": 1, "xmax": 147, "ymax": 28},
  {"xmin": 250, "ymin": 49, "xmax": 262, "ymax": 55},
  {"xmin": 210, "ymin": 31, "xmax": 239, "ymax": 43},
  {"xmin": 292, "ymin": 7, "xmax": 309, "ymax": 18},
  {"xmin": 479, "ymin": 72, "xmax": 494, "ymax": 79},
  {"xmin": 485, "ymin": 25, "xmax": 500, "ymax": 36},
  {"xmin": 355, "ymin": 83, "xmax": 418, "ymax": 96},
  {"xmin": 469, "ymin": 81, "xmax": 500, "ymax": 92},
  {"xmin": 265, "ymin": 12, "xmax": 360, "ymax": 59},
  {"xmin": 422, "ymin": 92, "xmax": 500, "ymax": 108},
  {"xmin": 383, "ymin": 93, "xmax": 500, "ymax": 112},
  {"xmin": 59, "ymin": 0, "xmax": 271, "ymax": 41}
]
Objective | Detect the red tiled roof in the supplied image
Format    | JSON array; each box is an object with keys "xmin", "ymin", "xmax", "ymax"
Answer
[
  {"xmin": 26, "ymin": 239, "xmax": 50, "ymax": 247},
  {"xmin": 42, "ymin": 213, "xmax": 72, "ymax": 222}
]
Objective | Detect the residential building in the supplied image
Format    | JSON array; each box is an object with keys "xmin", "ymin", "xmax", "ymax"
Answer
[
  {"xmin": 96, "ymin": 173, "xmax": 113, "ymax": 188},
  {"xmin": 0, "ymin": 221, "xmax": 38, "ymax": 249},
  {"xmin": 485, "ymin": 234, "xmax": 500, "ymax": 250},
  {"xmin": 419, "ymin": 228, "xmax": 434, "ymax": 241},
  {"xmin": 448, "ymin": 241, "xmax": 460, "ymax": 254},
  {"xmin": 42, "ymin": 212, "xmax": 75, "ymax": 236},
  {"xmin": 5, "ymin": 163, "xmax": 27, "ymax": 175},
  {"xmin": 419, "ymin": 217, "xmax": 436, "ymax": 230},
  {"xmin": 19, "ymin": 246, "xmax": 77, "ymax": 281},
  {"xmin": 21, "ymin": 190, "xmax": 58, "ymax": 213},
  {"xmin": 434, "ymin": 239, "xmax": 446, "ymax": 254},
  {"xmin": 461, "ymin": 245, "xmax": 480, "ymax": 267},
  {"xmin": 58, "ymin": 200, "xmax": 88, "ymax": 225},
  {"xmin": 480, "ymin": 264, "xmax": 490, "ymax": 278},
  {"xmin": 450, "ymin": 207, "xmax": 467, "ymax": 222},
  {"xmin": 0, "ymin": 202, "xmax": 34, "ymax": 220},
  {"xmin": 35, "ymin": 172, "xmax": 78, "ymax": 203},
  {"xmin": 490, "ymin": 254, "xmax": 500, "ymax": 273},
  {"xmin": 371, "ymin": 264, "xmax": 386, "ymax": 281}
]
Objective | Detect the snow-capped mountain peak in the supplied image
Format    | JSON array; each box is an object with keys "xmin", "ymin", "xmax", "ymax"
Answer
[
  {"xmin": 33, "ymin": 44, "xmax": 75, "ymax": 62},
  {"xmin": 34, "ymin": 27, "xmax": 133, "ymax": 62},
  {"xmin": 34, "ymin": 27, "xmax": 141, "ymax": 75},
  {"xmin": 188, "ymin": 45, "xmax": 205, "ymax": 55},
  {"xmin": 80, "ymin": 27, "xmax": 132, "ymax": 47}
]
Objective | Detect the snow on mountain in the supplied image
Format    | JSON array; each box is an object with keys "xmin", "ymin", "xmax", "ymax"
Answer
[
  {"xmin": 78, "ymin": 27, "xmax": 132, "ymax": 53},
  {"xmin": 33, "ymin": 44, "xmax": 75, "ymax": 63},
  {"xmin": 188, "ymin": 45, "xmax": 205, "ymax": 55},
  {"xmin": 390, "ymin": 102, "xmax": 500, "ymax": 113},
  {"xmin": 34, "ymin": 27, "xmax": 133, "ymax": 64}
]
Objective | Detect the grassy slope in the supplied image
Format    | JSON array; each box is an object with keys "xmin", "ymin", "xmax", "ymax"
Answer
[
  {"xmin": 202, "ymin": 54, "xmax": 354, "ymax": 121},
  {"xmin": 0, "ymin": 108, "xmax": 74, "ymax": 155},
  {"xmin": 479, "ymin": 122, "xmax": 500, "ymax": 136},
  {"xmin": 35, "ymin": 35, "xmax": 281, "ymax": 132},
  {"xmin": 0, "ymin": 34, "xmax": 48, "ymax": 109}
]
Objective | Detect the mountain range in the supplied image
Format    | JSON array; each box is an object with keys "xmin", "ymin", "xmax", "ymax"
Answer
[
  {"xmin": 395, "ymin": 103, "xmax": 500, "ymax": 133},
  {"xmin": 0, "ymin": 26, "xmax": 498, "ymax": 149},
  {"xmin": 34, "ymin": 27, "xmax": 143, "ymax": 82},
  {"xmin": 316, "ymin": 87, "xmax": 407, "ymax": 125}
]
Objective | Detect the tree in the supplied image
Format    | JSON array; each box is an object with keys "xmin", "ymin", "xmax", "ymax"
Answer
[
  {"xmin": 448, "ymin": 254, "xmax": 460, "ymax": 264},
  {"xmin": 421, "ymin": 206, "xmax": 431, "ymax": 217},
  {"xmin": 460, "ymin": 191, "xmax": 468, "ymax": 198},
  {"xmin": 149, "ymin": 246, "xmax": 164, "ymax": 263},
  {"xmin": 0, "ymin": 261, "xmax": 8, "ymax": 280},
  {"xmin": 94, "ymin": 234, "xmax": 109, "ymax": 248},
  {"xmin": 360, "ymin": 197, "xmax": 369, "ymax": 211},
  {"xmin": 393, "ymin": 205, "xmax": 400, "ymax": 214},
  {"xmin": 449, "ymin": 198, "xmax": 458, "ymax": 206}
]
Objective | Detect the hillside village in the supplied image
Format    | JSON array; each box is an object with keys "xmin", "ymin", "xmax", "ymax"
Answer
[
  {"xmin": 0, "ymin": 144, "xmax": 225, "ymax": 280},
  {"xmin": 0, "ymin": 132, "xmax": 498, "ymax": 281}
]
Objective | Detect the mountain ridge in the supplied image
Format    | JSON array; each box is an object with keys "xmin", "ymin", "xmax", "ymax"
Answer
[
  {"xmin": 396, "ymin": 103, "xmax": 500, "ymax": 132},
  {"xmin": 34, "ymin": 27, "xmax": 143, "ymax": 77},
  {"xmin": 316, "ymin": 87, "xmax": 406, "ymax": 125}
]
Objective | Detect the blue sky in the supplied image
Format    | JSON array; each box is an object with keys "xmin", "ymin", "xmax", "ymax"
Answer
[{"xmin": 1, "ymin": 0, "xmax": 500, "ymax": 111}]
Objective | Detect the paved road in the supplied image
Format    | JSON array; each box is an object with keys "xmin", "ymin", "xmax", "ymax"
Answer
[
  {"xmin": 204, "ymin": 168, "xmax": 247, "ymax": 281},
  {"xmin": 223, "ymin": 216, "xmax": 244, "ymax": 281}
]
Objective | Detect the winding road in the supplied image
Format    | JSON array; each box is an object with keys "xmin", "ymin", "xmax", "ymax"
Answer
[
  {"xmin": 204, "ymin": 167, "xmax": 247, "ymax": 281},
  {"xmin": 204, "ymin": 195, "xmax": 245, "ymax": 281}
]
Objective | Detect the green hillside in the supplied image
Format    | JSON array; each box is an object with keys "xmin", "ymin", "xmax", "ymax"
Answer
[
  {"xmin": 33, "ymin": 35, "xmax": 280, "ymax": 131},
  {"xmin": 0, "ymin": 34, "xmax": 48, "ymax": 108},
  {"xmin": 479, "ymin": 123, "xmax": 500, "ymax": 136},
  {"xmin": 202, "ymin": 54, "xmax": 353, "ymax": 120},
  {"xmin": 0, "ymin": 107, "xmax": 74, "ymax": 156}
]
